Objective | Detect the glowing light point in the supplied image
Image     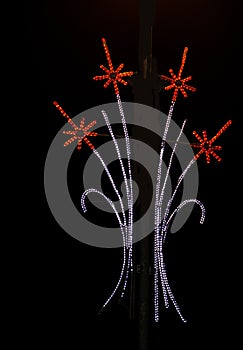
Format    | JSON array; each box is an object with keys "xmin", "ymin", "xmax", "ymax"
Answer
[
  {"xmin": 93, "ymin": 38, "xmax": 134, "ymax": 95},
  {"xmin": 53, "ymin": 101, "xmax": 97, "ymax": 150},
  {"xmin": 192, "ymin": 120, "xmax": 232, "ymax": 163},
  {"xmin": 161, "ymin": 47, "xmax": 196, "ymax": 102}
]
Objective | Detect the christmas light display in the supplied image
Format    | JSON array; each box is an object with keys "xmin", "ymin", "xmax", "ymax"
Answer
[{"xmin": 51, "ymin": 38, "xmax": 232, "ymax": 324}]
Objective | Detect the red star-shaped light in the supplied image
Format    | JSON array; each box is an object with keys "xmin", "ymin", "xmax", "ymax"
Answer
[
  {"xmin": 93, "ymin": 38, "xmax": 134, "ymax": 95},
  {"xmin": 192, "ymin": 120, "xmax": 232, "ymax": 163},
  {"xmin": 161, "ymin": 47, "xmax": 196, "ymax": 102},
  {"xmin": 53, "ymin": 101, "xmax": 97, "ymax": 150}
]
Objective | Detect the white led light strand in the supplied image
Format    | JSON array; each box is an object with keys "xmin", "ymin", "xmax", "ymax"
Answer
[
  {"xmin": 153, "ymin": 97, "xmax": 206, "ymax": 322},
  {"xmin": 154, "ymin": 100, "xmax": 175, "ymax": 321},
  {"xmin": 156, "ymin": 157, "xmax": 206, "ymax": 322},
  {"xmin": 101, "ymin": 109, "xmax": 130, "ymax": 246},
  {"xmin": 155, "ymin": 101, "xmax": 176, "ymax": 219},
  {"xmin": 159, "ymin": 119, "xmax": 187, "ymax": 213},
  {"xmin": 116, "ymin": 94, "xmax": 133, "ymax": 239},
  {"xmin": 156, "ymin": 119, "xmax": 187, "ymax": 317},
  {"xmin": 157, "ymin": 227, "xmax": 187, "ymax": 322},
  {"xmin": 81, "ymin": 188, "xmax": 127, "ymax": 311},
  {"xmin": 160, "ymin": 158, "xmax": 197, "ymax": 225},
  {"xmin": 116, "ymin": 94, "xmax": 134, "ymax": 297},
  {"xmin": 80, "ymin": 147, "xmax": 129, "ymax": 309},
  {"xmin": 92, "ymin": 148, "xmax": 127, "ymax": 227},
  {"xmin": 165, "ymin": 199, "xmax": 206, "ymax": 230},
  {"xmin": 157, "ymin": 198, "xmax": 205, "ymax": 322},
  {"xmin": 81, "ymin": 189, "xmax": 126, "ymax": 235}
]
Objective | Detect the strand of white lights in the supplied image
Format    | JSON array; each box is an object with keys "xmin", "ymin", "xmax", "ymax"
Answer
[
  {"xmin": 116, "ymin": 94, "xmax": 134, "ymax": 297},
  {"xmin": 154, "ymin": 100, "xmax": 175, "ymax": 321},
  {"xmin": 155, "ymin": 101, "xmax": 176, "ymax": 221},
  {"xmin": 159, "ymin": 119, "xmax": 187, "ymax": 216},
  {"xmin": 165, "ymin": 199, "xmax": 206, "ymax": 230},
  {"xmin": 159, "ymin": 248, "xmax": 170, "ymax": 309},
  {"xmin": 155, "ymin": 119, "xmax": 187, "ymax": 318},
  {"xmin": 160, "ymin": 158, "xmax": 197, "ymax": 231},
  {"xmin": 157, "ymin": 199, "xmax": 205, "ymax": 322},
  {"xmin": 116, "ymin": 94, "xmax": 133, "ymax": 243},
  {"xmin": 91, "ymin": 148, "xmax": 127, "ymax": 229},
  {"xmin": 101, "ymin": 110, "xmax": 130, "ymax": 246},
  {"xmin": 157, "ymin": 227, "xmax": 187, "ymax": 322},
  {"xmin": 156, "ymin": 228, "xmax": 169, "ymax": 314},
  {"xmin": 160, "ymin": 255, "xmax": 187, "ymax": 323},
  {"xmin": 157, "ymin": 215, "xmax": 169, "ymax": 308},
  {"xmin": 81, "ymin": 188, "xmax": 127, "ymax": 311},
  {"xmin": 157, "ymin": 159, "xmax": 206, "ymax": 322},
  {"xmin": 159, "ymin": 159, "xmax": 196, "ymax": 303},
  {"xmin": 83, "ymin": 148, "xmax": 129, "ymax": 305},
  {"xmin": 81, "ymin": 189, "xmax": 126, "ymax": 236}
]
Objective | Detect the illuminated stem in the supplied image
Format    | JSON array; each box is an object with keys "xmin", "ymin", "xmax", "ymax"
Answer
[
  {"xmin": 159, "ymin": 248, "xmax": 187, "ymax": 323},
  {"xmin": 161, "ymin": 158, "xmax": 196, "ymax": 231},
  {"xmin": 154, "ymin": 100, "xmax": 175, "ymax": 321},
  {"xmin": 159, "ymin": 119, "xmax": 187, "ymax": 208},
  {"xmin": 81, "ymin": 189, "xmax": 126, "ymax": 234},
  {"xmin": 159, "ymin": 158, "xmax": 195, "ymax": 306},
  {"xmin": 156, "ymin": 120, "xmax": 187, "ymax": 314},
  {"xmin": 157, "ymin": 199, "xmax": 205, "ymax": 322},
  {"xmin": 81, "ymin": 189, "xmax": 127, "ymax": 311},
  {"xmin": 156, "ymin": 159, "xmax": 205, "ymax": 322},
  {"xmin": 92, "ymin": 148, "xmax": 127, "ymax": 230},
  {"xmin": 101, "ymin": 110, "xmax": 130, "ymax": 245},
  {"xmin": 154, "ymin": 102, "xmax": 204, "ymax": 322},
  {"xmin": 165, "ymin": 199, "xmax": 205, "ymax": 230},
  {"xmin": 157, "ymin": 229, "xmax": 187, "ymax": 322},
  {"xmin": 116, "ymin": 94, "xmax": 134, "ymax": 296}
]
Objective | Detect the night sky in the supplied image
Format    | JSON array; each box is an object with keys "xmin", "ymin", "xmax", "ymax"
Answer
[{"xmin": 27, "ymin": 0, "xmax": 242, "ymax": 348}]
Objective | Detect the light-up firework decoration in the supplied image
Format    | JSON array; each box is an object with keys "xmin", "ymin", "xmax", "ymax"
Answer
[
  {"xmin": 192, "ymin": 120, "xmax": 232, "ymax": 163},
  {"xmin": 93, "ymin": 38, "xmax": 134, "ymax": 95},
  {"xmin": 161, "ymin": 47, "xmax": 197, "ymax": 102},
  {"xmin": 53, "ymin": 101, "xmax": 98, "ymax": 150},
  {"xmin": 52, "ymin": 38, "xmax": 232, "ymax": 323}
]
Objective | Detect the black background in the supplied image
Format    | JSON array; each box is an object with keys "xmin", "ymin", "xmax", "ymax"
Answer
[{"xmin": 27, "ymin": 0, "xmax": 242, "ymax": 348}]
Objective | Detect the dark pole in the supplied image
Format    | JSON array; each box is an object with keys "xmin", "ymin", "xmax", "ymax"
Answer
[
  {"xmin": 132, "ymin": 0, "xmax": 160, "ymax": 109},
  {"xmin": 129, "ymin": 1, "xmax": 161, "ymax": 349}
]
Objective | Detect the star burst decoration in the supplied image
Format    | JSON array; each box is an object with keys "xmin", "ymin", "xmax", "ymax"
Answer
[
  {"xmin": 53, "ymin": 101, "xmax": 97, "ymax": 150},
  {"xmin": 93, "ymin": 38, "xmax": 134, "ymax": 95},
  {"xmin": 192, "ymin": 119, "xmax": 232, "ymax": 163},
  {"xmin": 161, "ymin": 47, "xmax": 196, "ymax": 102}
]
